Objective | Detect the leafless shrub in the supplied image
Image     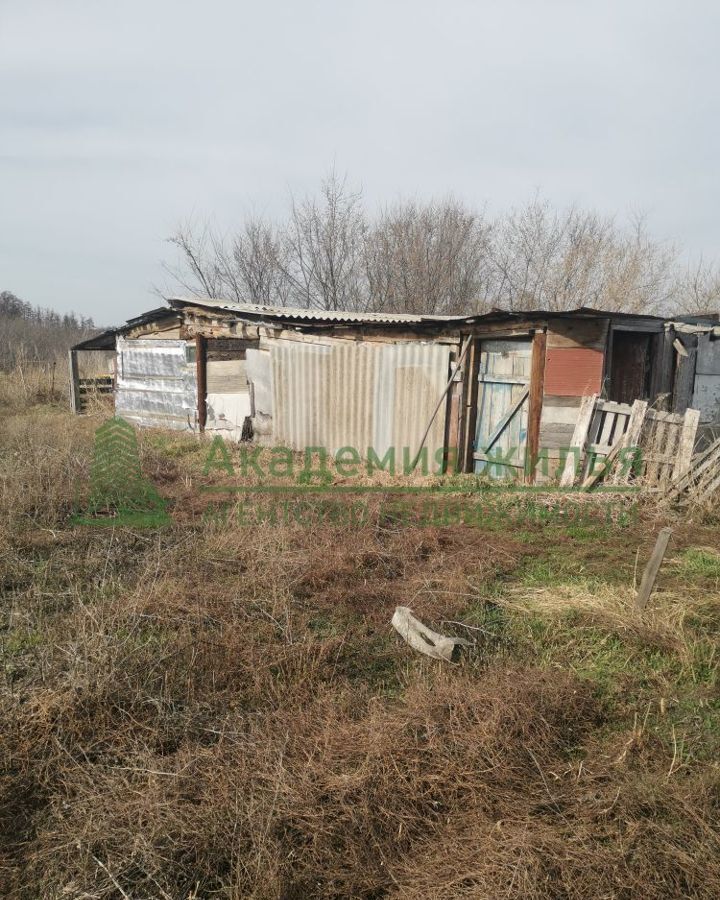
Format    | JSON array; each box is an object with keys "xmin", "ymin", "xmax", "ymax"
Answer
[
  {"xmin": 364, "ymin": 197, "xmax": 492, "ymax": 315},
  {"xmin": 674, "ymin": 257, "xmax": 720, "ymax": 315},
  {"xmin": 487, "ymin": 201, "xmax": 677, "ymax": 313},
  {"xmin": 166, "ymin": 176, "xmax": 717, "ymax": 316}
]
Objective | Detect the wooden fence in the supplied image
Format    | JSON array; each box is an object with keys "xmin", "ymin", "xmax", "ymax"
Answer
[
  {"xmin": 664, "ymin": 434, "xmax": 720, "ymax": 505},
  {"xmin": 640, "ymin": 408, "xmax": 700, "ymax": 486},
  {"xmin": 73, "ymin": 376, "xmax": 114, "ymax": 413},
  {"xmin": 560, "ymin": 395, "xmax": 700, "ymax": 490}
]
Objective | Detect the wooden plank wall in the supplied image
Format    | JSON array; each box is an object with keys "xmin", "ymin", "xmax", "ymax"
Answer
[
  {"xmin": 205, "ymin": 338, "xmax": 253, "ymax": 393},
  {"xmin": 126, "ymin": 317, "xmax": 183, "ymax": 340},
  {"xmin": 206, "ymin": 359, "xmax": 248, "ymax": 393},
  {"xmin": 606, "ymin": 331, "xmax": 651, "ymax": 403},
  {"xmin": 649, "ymin": 327, "xmax": 675, "ymax": 409},
  {"xmin": 673, "ymin": 334, "xmax": 699, "ymax": 414}
]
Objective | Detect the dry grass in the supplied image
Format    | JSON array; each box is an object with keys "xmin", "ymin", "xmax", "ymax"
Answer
[
  {"xmin": 1, "ymin": 394, "xmax": 720, "ymax": 898},
  {"xmin": 502, "ymin": 582, "xmax": 707, "ymax": 654},
  {"xmin": 0, "ymin": 359, "xmax": 69, "ymax": 411}
]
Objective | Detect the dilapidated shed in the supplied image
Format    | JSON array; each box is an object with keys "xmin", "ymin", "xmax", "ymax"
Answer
[{"xmin": 71, "ymin": 298, "xmax": 720, "ymax": 480}]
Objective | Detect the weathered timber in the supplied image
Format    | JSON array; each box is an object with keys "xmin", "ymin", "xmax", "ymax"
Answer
[{"xmin": 636, "ymin": 527, "xmax": 673, "ymax": 610}]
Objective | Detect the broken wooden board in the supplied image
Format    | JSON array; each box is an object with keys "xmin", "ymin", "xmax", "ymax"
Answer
[{"xmin": 559, "ymin": 393, "xmax": 597, "ymax": 487}]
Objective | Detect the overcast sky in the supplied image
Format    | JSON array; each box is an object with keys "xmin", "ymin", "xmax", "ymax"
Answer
[{"xmin": 1, "ymin": 0, "xmax": 718, "ymax": 324}]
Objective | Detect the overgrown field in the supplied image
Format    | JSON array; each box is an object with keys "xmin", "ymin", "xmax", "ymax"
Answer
[{"xmin": 1, "ymin": 388, "xmax": 720, "ymax": 898}]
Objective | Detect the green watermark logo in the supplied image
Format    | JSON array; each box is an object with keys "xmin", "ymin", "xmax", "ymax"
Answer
[
  {"xmin": 71, "ymin": 417, "xmax": 171, "ymax": 528},
  {"xmin": 198, "ymin": 437, "xmax": 642, "ymax": 527},
  {"xmin": 202, "ymin": 496, "xmax": 638, "ymax": 529},
  {"xmin": 71, "ymin": 418, "xmax": 641, "ymax": 529},
  {"xmin": 200, "ymin": 437, "xmax": 644, "ymax": 488}
]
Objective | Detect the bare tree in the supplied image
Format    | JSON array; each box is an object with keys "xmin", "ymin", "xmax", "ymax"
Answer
[
  {"xmin": 598, "ymin": 214, "xmax": 678, "ymax": 314},
  {"xmin": 672, "ymin": 257, "xmax": 720, "ymax": 315},
  {"xmin": 166, "ymin": 218, "xmax": 287, "ymax": 307},
  {"xmin": 166, "ymin": 222, "xmax": 223, "ymax": 300},
  {"xmin": 487, "ymin": 201, "xmax": 677, "ymax": 314},
  {"xmin": 167, "ymin": 174, "xmax": 366, "ymax": 310},
  {"xmin": 364, "ymin": 198, "xmax": 492, "ymax": 314},
  {"xmin": 278, "ymin": 172, "xmax": 366, "ymax": 310},
  {"xmin": 166, "ymin": 178, "xmax": 716, "ymax": 318},
  {"xmin": 216, "ymin": 220, "xmax": 288, "ymax": 306}
]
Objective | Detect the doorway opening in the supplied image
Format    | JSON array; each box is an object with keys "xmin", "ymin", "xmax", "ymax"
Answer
[{"xmin": 608, "ymin": 331, "xmax": 652, "ymax": 404}]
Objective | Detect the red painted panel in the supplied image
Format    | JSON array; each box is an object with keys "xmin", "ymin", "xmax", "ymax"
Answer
[{"xmin": 543, "ymin": 347, "xmax": 604, "ymax": 397}]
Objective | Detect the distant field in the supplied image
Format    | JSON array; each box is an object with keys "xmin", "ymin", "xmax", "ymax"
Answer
[{"xmin": 2, "ymin": 380, "xmax": 720, "ymax": 899}]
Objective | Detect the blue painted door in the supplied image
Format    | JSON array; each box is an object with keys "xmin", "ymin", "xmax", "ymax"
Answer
[{"xmin": 473, "ymin": 339, "xmax": 532, "ymax": 478}]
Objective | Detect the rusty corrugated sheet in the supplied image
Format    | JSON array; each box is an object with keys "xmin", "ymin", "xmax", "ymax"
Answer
[
  {"xmin": 115, "ymin": 338, "xmax": 198, "ymax": 430},
  {"xmin": 270, "ymin": 338, "xmax": 452, "ymax": 465},
  {"xmin": 543, "ymin": 347, "xmax": 604, "ymax": 397}
]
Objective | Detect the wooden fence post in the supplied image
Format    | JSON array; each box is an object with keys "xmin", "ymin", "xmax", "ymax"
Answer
[
  {"xmin": 68, "ymin": 349, "xmax": 81, "ymax": 414},
  {"xmin": 635, "ymin": 527, "xmax": 673, "ymax": 610},
  {"xmin": 526, "ymin": 329, "xmax": 547, "ymax": 484},
  {"xmin": 196, "ymin": 335, "xmax": 207, "ymax": 432},
  {"xmin": 616, "ymin": 399, "xmax": 648, "ymax": 485},
  {"xmin": 672, "ymin": 336, "xmax": 698, "ymax": 414}
]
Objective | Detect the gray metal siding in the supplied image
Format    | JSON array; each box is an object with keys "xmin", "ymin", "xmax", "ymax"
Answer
[
  {"xmin": 692, "ymin": 334, "xmax": 720, "ymax": 424},
  {"xmin": 270, "ymin": 338, "xmax": 452, "ymax": 465},
  {"xmin": 115, "ymin": 338, "xmax": 198, "ymax": 430}
]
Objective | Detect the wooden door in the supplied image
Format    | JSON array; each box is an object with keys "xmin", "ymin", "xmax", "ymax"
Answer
[{"xmin": 473, "ymin": 339, "xmax": 532, "ymax": 479}]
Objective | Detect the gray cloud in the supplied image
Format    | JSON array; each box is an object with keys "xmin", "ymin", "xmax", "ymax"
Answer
[{"xmin": 1, "ymin": 0, "xmax": 718, "ymax": 322}]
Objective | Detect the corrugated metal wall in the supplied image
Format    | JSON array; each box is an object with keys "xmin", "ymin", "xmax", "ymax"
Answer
[
  {"xmin": 270, "ymin": 338, "xmax": 452, "ymax": 464},
  {"xmin": 693, "ymin": 334, "xmax": 720, "ymax": 423},
  {"xmin": 116, "ymin": 338, "xmax": 198, "ymax": 430}
]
